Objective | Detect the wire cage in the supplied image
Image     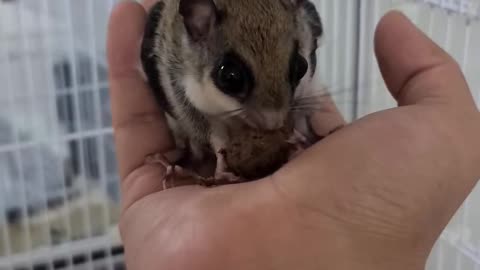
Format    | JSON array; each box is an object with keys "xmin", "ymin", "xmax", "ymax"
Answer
[
  {"xmin": 0, "ymin": 0, "xmax": 123, "ymax": 269},
  {"xmin": 0, "ymin": 0, "xmax": 478, "ymax": 269}
]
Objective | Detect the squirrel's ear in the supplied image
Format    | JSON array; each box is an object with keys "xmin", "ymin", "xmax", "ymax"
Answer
[
  {"xmin": 179, "ymin": 0, "xmax": 218, "ymax": 42},
  {"xmin": 282, "ymin": 0, "xmax": 306, "ymax": 9}
]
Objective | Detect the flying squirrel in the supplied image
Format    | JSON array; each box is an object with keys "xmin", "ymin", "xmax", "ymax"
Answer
[{"xmin": 141, "ymin": 0, "xmax": 325, "ymax": 188}]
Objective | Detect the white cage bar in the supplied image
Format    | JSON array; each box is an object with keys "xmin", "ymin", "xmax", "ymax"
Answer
[
  {"xmin": 0, "ymin": 0, "xmax": 479, "ymax": 269},
  {"xmin": 0, "ymin": 0, "xmax": 122, "ymax": 269}
]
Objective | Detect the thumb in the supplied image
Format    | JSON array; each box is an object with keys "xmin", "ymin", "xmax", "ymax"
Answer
[
  {"xmin": 374, "ymin": 11, "xmax": 475, "ymax": 108},
  {"xmin": 273, "ymin": 11, "xmax": 480, "ymax": 248}
]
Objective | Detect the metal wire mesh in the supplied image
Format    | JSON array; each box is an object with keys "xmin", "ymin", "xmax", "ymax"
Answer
[
  {"xmin": 0, "ymin": 0, "xmax": 122, "ymax": 269},
  {"xmin": 0, "ymin": 0, "xmax": 478, "ymax": 269}
]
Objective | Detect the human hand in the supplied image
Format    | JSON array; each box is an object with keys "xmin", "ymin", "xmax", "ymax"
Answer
[{"xmin": 107, "ymin": 1, "xmax": 480, "ymax": 269}]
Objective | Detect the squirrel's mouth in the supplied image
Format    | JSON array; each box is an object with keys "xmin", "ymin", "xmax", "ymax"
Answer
[{"xmin": 237, "ymin": 109, "xmax": 290, "ymax": 131}]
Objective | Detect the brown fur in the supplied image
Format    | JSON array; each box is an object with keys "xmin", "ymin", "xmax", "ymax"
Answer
[
  {"xmin": 218, "ymin": 0, "xmax": 297, "ymax": 109},
  {"xmin": 142, "ymin": 0, "xmax": 322, "ymax": 177},
  {"xmin": 158, "ymin": 0, "xmax": 300, "ymax": 110}
]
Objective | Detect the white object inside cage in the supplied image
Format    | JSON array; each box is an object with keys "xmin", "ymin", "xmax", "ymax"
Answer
[
  {"xmin": 0, "ymin": 0, "xmax": 122, "ymax": 269},
  {"xmin": 0, "ymin": 0, "xmax": 479, "ymax": 269}
]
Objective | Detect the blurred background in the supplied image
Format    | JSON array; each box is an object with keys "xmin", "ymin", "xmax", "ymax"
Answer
[{"xmin": 0, "ymin": 0, "xmax": 478, "ymax": 269}]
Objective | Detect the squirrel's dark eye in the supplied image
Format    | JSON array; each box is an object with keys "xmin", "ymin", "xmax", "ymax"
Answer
[
  {"xmin": 290, "ymin": 54, "xmax": 308, "ymax": 87},
  {"xmin": 218, "ymin": 63, "xmax": 244, "ymax": 92},
  {"xmin": 213, "ymin": 52, "xmax": 253, "ymax": 100}
]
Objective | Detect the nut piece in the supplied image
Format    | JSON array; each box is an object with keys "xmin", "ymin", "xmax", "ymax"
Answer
[{"xmin": 224, "ymin": 126, "xmax": 293, "ymax": 180}]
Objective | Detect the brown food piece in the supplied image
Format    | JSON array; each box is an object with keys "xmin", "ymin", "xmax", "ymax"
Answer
[{"xmin": 224, "ymin": 126, "xmax": 293, "ymax": 181}]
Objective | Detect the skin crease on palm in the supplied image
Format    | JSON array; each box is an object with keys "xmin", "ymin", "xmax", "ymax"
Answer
[{"xmin": 107, "ymin": 1, "xmax": 480, "ymax": 269}]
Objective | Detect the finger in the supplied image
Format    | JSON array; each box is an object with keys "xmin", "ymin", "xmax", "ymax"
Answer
[
  {"xmin": 308, "ymin": 94, "xmax": 346, "ymax": 137},
  {"xmin": 142, "ymin": 0, "xmax": 159, "ymax": 11},
  {"xmin": 374, "ymin": 11, "xmax": 475, "ymax": 108},
  {"xmin": 107, "ymin": 1, "xmax": 173, "ymax": 180},
  {"xmin": 274, "ymin": 10, "xmax": 480, "ymax": 248}
]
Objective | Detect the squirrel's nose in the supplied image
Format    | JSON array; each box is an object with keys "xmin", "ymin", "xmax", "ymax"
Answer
[{"xmin": 260, "ymin": 110, "xmax": 286, "ymax": 130}]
